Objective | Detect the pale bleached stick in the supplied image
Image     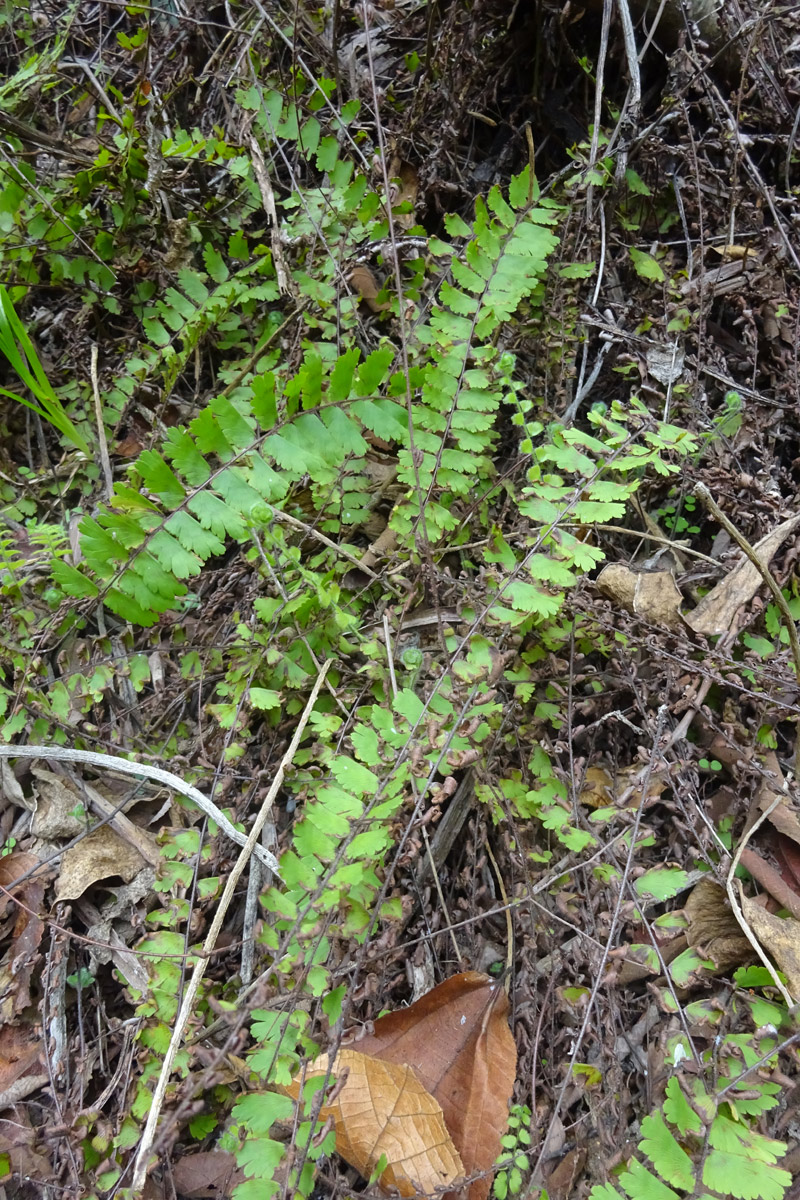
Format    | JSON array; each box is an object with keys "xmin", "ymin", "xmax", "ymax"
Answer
[
  {"xmin": 0, "ymin": 744, "xmax": 281, "ymax": 876},
  {"xmin": 130, "ymin": 659, "xmax": 330, "ymax": 1191}
]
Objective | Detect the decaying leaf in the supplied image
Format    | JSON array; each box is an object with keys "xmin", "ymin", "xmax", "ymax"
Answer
[
  {"xmin": 27, "ymin": 767, "xmax": 158, "ymax": 900},
  {"xmin": 349, "ymin": 264, "xmax": 390, "ymax": 313},
  {"xmin": 171, "ymin": 1149, "xmax": 244, "ymax": 1198},
  {"xmin": 755, "ymin": 751, "xmax": 800, "ymax": 847},
  {"xmin": 285, "ymin": 1047, "xmax": 464, "ymax": 1198},
  {"xmin": 646, "ymin": 344, "xmax": 685, "ymax": 386},
  {"xmin": 579, "ymin": 764, "xmax": 668, "ymax": 810},
  {"xmin": 55, "ymin": 825, "xmax": 150, "ymax": 901},
  {"xmin": 738, "ymin": 892, "xmax": 800, "ymax": 999},
  {"xmin": 0, "ymin": 1021, "xmax": 47, "ymax": 1103},
  {"xmin": 685, "ymin": 512, "xmax": 800, "ymax": 635},
  {"xmin": 0, "ymin": 1103, "xmax": 55, "ymax": 1183},
  {"xmin": 596, "ymin": 563, "xmax": 684, "ymax": 629},
  {"xmin": 684, "ymin": 878, "xmax": 751, "ymax": 972},
  {"xmin": 388, "ymin": 158, "xmax": 419, "ymax": 230},
  {"xmin": 350, "ymin": 971, "xmax": 517, "ymax": 1200},
  {"xmin": 0, "ymin": 851, "xmax": 48, "ymax": 1017},
  {"xmin": 286, "ymin": 972, "xmax": 515, "ymax": 1200}
]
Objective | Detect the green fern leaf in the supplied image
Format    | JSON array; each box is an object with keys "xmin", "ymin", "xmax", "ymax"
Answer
[
  {"xmin": 328, "ymin": 346, "xmax": 360, "ymax": 402},
  {"xmin": 165, "ymin": 511, "xmax": 225, "ymax": 559},
  {"xmin": 203, "ymin": 243, "xmax": 229, "ymax": 283},
  {"xmin": 638, "ymin": 1111, "xmax": 694, "ymax": 1191},
  {"xmin": 190, "ymin": 406, "xmax": 236, "ymax": 459},
  {"xmin": 350, "ymin": 397, "xmax": 407, "ymax": 441},
  {"xmin": 142, "ymin": 316, "xmax": 170, "ymax": 346},
  {"xmin": 161, "ymin": 428, "xmax": 211, "ymax": 485},
  {"xmin": 703, "ymin": 1125, "xmax": 790, "ymax": 1200},
  {"xmin": 136, "ymin": 451, "xmax": 187, "ymax": 505},
  {"xmin": 209, "ymin": 395, "xmax": 256, "ymax": 446},
  {"xmin": 508, "ymin": 164, "xmax": 534, "ymax": 208},
  {"xmin": 188, "ymin": 491, "xmax": 248, "ymax": 539},
  {"xmin": 105, "ymin": 586, "xmax": 161, "ymax": 627},
  {"xmin": 321, "ymin": 406, "xmax": 368, "ymax": 456},
  {"xmin": 619, "ymin": 1157, "xmax": 680, "ymax": 1200},
  {"xmin": 148, "ymin": 530, "xmax": 202, "ymax": 578},
  {"xmin": 250, "ymin": 374, "xmax": 278, "ymax": 428},
  {"xmin": 51, "ymin": 559, "xmax": 99, "ymax": 599},
  {"xmin": 177, "ymin": 267, "xmax": 209, "ymax": 304},
  {"xmin": 162, "ymin": 286, "xmax": 197, "ymax": 321},
  {"xmin": 80, "ymin": 516, "xmax": 124, "ymax": 573}
]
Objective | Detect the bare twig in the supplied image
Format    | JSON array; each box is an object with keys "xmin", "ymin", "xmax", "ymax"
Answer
[
  {"xmin": 528, "ymin": 705, "xmax": 670, "ymax": 1195},
  {"xmin": 727, "ymin": 791, "xmax": 794, "ymax": 1008},
  {"xmin": 90, "ymin": 344, "xmax": 113, "ymax": 500},
  {"xmin": 0, "ymin": 745, "xmax": 281, "ymax": 875},
  {"xmin": 130, "ymin": 660, "xmax": 331, "ymax": 1191},
  {"xmin": 248, "ymin": 133, "xmax": 292, "ymax": 296},
  {"xmin": 694, "ymin": 483, "xmax": 800, "ymax": 774}
]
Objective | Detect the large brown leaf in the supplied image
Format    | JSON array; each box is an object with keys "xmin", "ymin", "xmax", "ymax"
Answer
[
  {"xmin": 348, "ymin": 971, "xmax": 517, "ymax": 1200},
  {"xmin": 285, "ymin": 1047, "xmax": 464, "ymax": 1197}
]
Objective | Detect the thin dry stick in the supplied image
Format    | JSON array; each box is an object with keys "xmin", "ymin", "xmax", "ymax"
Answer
[
  {"xmin": 382, "ymin": 613, "xmax": 460, "ymax": 962},
  {"xmin": 248, "ymin": 133, "xmax": 292, "ymax": 296},
  {"xmin": 694, "ymin": 482, "xmax": 800, "ymax": 774},
  {"xmin": 0, "ymin": 744, "xmax": 281, "ymax": 876},
  {"xmin": 613, "ymin": 0, "xmax": 642, "ymax": 181},
  {"xmin": 382, "ymin": 612, "xmax": 398, "ymax": 699},
  {"xmin": 421, "ymin": 824, "xmax": 462, "ymax": 965},
  {"xmin": 586, "ymin": 0, "xmax": 612, "ymax": 220},
  {"xmin": 265, "ymin": 502, "xmax": 389, "ymax": 586},
  {"xmin": 727, "ymin": 791, "xmax": 794, "ymax": 1009},
  {"xmin": 90, "ymin": 344, "xmax": 113, "ymax": 500},
  {"xmin": 528, "ymin": 705, "xmax": 669, "ymax": 1196},
  {"xmin": 485, "ymin": 839, "xmax": 513, "ymax": 983},
  {"xmin": 130, "ymin": 659, "xmax": 331, "ymax": 1191}
]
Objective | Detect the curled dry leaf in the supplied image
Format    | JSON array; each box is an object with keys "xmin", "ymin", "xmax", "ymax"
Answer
[
  {"xmin": 596, "ymin": 563, "xmax": 684, "ymax": 629},
  {"xmin": 349, "ymin": 264, "xmax": 390, "ymax": 313},
  {"xmin": 55, "ymin": 825, "xmax": 150, "ymax": 902},
  {"xmin": 0, "ymin": 851, "xmax": 48, "ymax": 1017},
  {"xmin": 348, "ymin": 971, "xmax": 517, "ymax": 1200},
  {"xmin": 171, "ymin": 1149, "xmax": 243, "ymax": 1198},
  {"xmin": 284, "ymin": 1047, "xmax": 464, "ymax": 1198},
  {"xmin": 685, "ymin": 512, "xmax": 800, "ymax": 636},
  {"xmin": 579, "ymin": 764, "xmax": 668, "ymax": 810},
  {"xmin": 683, "ymin": 878, "xmax": 751, "ymax": 972},
  {"xmin": 737, "ymin": 890, "xmax": 800, "ymax": 1000},
  {"xmin": 286, "ymin": 972, "xmax": 516, "ymax": 1200},
  {"xmin": 756, "ymin": 751, "xmax": 800, "ymax": 847}
]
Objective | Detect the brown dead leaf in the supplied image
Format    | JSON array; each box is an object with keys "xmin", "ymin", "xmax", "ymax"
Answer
[
  {"xmin": 388, "ymin": 160, "xmax": 420, "ymax": 230},
  {"xmin": 172, "ymin": 1150, "xmax": 244, "ymax": 1198},
  {"xmin": 0, "ymin": 1104, "xmax": 54, "ymax": 1180},
  {"xmin": 544, "ymin": 1145, "xmax": 587, "ymax": 1200},
  {"xmin": 685, "ymin": 513, "xmax": 800, "ymax": 635},
  {"xmin": 32, "ymin": 767, "xmax": 159, "ymax": 868},
  {"xmin": 596, "ymin": 564, "xmax": 684, "ymax": 628},
  {"xmin": 738, "ymin": 891, "xmax": 800, "ymax": 999},
  {"xmin": 350, "ymin": 264, "xmax": 390, "ymax": 313},
  {"xmin": 596, "ymin": 562, "xmax": 636, "ymax": 608},
  {"xmin": 579, "ymin": 764, "xmax": 668, "ymax": 810},
  {"xmin": 754, "ymin": 751, "xmax": 800, "ymax": 848},
  {"xmin": 285, "ymin": 1047, "xmax": 464, "ymax": 1198},
  {"xmin": 0, "ymin": 851, "xmax": 48, "ymax": 1017},
  {"xmin": 56, "ymin": 825, "xmax": 149, "ymax": 901},
  {"xmin": 774, "ymin": 834, "xmax": 800, "ymax": 894},
  {"xmin": 351, "ymin": 971, "xmax": 517, "ymax": 1200},
  {"xmin": 684, "ymin": 878, "xmax": 750, "ymax": 972},
  {"xmin": 0, "ymin": 1021, "xmax": 46, "ymax": 1102}
]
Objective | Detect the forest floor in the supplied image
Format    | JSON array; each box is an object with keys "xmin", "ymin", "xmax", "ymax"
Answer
[{"xmin": 2, "ymin": 1, "xmax": 800, "ymax": 1199}]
